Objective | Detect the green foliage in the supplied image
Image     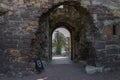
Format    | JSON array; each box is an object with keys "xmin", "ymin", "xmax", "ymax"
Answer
[{"xmin": 52, "ymin": 31, "xmax": 67, "ymax": 55}]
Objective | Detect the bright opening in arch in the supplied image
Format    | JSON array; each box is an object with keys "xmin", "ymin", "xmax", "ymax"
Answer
[
  {"xmin": 52, "ymin": 27, "xmax": 70, "ymax": 40},
  {"xmin": 58, "ymin": 5, "xmax": 64, "ymax": 8},
  {"xmin": 52, "ymin": 27, "xmax": 71, "ymax": 59},
  {"xmin": 52, "ymin": 27, "xmax": 72, "ymax": 64}
]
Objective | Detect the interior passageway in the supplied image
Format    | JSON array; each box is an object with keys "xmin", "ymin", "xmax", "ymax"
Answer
[{"xmin": 1, "ymin": 62, "xmax": 120, "ymax": 80}]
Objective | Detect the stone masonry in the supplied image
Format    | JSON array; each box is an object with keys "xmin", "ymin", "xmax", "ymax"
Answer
[{"xmin": 0, "ymin": 0, "xmax": 120, "ymax": 77}]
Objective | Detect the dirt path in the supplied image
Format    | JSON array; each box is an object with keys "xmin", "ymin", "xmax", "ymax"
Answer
[{"xmin": 1, "ymin": 56, "xmax": 120, "ymax": 80}]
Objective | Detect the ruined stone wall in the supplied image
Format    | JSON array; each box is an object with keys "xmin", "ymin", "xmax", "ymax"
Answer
[
  {"xmin": 93, "ymin": 27, "xmax": 120, "ymax": 68},
  {"xmin": 0, "ymin": 0, "xmax": 120, "ymax": 76},
  {"xmin": 86, "ymin": 4, "xmax": 120, "ymax": 68},
  {"xmin": 0, "ymin": 0, "xmax": 44, "ymax": 76},
  {"xmin": 0, "ymin": 0, "xmax": 59, "ymax": 76}
]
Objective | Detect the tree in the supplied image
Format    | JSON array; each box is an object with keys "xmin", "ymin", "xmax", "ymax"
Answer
[{"xmin": 52, "ymin": 31, "xmax": 66, "ymax": 55}]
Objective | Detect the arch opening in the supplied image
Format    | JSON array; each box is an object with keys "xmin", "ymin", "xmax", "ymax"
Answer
[
  {"xmin": 50, "ymin": 22, "xmax": 75, "ymax": 61},
  {"xmin": 32, "ymin": 0, "xmax": 98, "ymax": 66},
  {"xmin": 51, "ymin": 27, "xmax": 71, "ymax": 62}
]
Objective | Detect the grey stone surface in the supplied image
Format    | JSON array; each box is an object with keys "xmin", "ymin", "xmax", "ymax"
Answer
[
  {"xmin": 1, "ymin": 61, "xmax": 120, "ymax": 80},
  {"xmin": 106, "ymin": 49, "xmax": 119, "ymax": 54},
  {"xmin": 94, "ymin": 42, "xmax": 105, "ymax": 49},
  {"xmin": 106, "ymin": 40, "xmax": 120, "ymax": 45}
]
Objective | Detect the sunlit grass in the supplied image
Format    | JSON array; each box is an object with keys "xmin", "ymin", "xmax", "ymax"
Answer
[
  {"xmin": 37, "ymin": 77, "xmax": 48, "ymax": 80},
  {"xmin": 52, "ymin": 56, "xmax": 68, "ymax": 59}
]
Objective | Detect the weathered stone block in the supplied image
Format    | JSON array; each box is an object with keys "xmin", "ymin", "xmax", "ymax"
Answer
[
  {"xmin": 94, "ymin": 42, "xmax": 105, "ymax": 49},
  {"xmin": 105, "ymin": 45, "xmax": 119, "ymax": 49},
  {"xmin": 8, "ymin": 49, "xmax": 21, "ymax": 57},
  {"xmin": 18, "ymin": 42, "xmax": 30, "ymax": 48},
  {"xmin": 106, "ymin": 49, "xmax": 119, "ymax": 54},
  {"xmin": 4, "ymin": 43, "xmax": 18, "ymax": 48},
  {"xmin": 106, "ymin": 40, "xmax": 119, "ymax": 45}
]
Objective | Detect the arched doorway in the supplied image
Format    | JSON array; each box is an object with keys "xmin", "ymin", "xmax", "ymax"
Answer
[
  {"xmin": 51, "ymin": 27, "xmax": 71, "ymax": 63},
  {"xmin": 52, "ymin": 28, "xmax": 71, "ymax": 56},
  {"xmin": 49, "ymin": 22, "xmax": 75, "ymax": 61},
  {"xmin": 32, "ymin": 0, "xmax": 98, "ymax": 65}
]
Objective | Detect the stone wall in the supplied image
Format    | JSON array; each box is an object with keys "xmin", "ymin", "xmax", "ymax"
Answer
[
  {"xmin": 0, "ymin": 0, "xmax": 120, "ymax": 76},
  {"xmin": 0, "ymin": 0, "xmax": 43, "ymax": 76},
  {"xmin": 94, "ymin": 39, "xmax": 120, "ymax": 68},
  {"xmin": 104, "ymin": 25, "xmax": 120, "ymax": 38}
]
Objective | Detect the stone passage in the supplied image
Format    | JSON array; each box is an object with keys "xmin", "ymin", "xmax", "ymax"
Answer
[
  {"xmin": 1, "ymin": 59, "xmax": 120, "ymax": 80},
  {"xmin": 50, "ymin": 56, "xmax": 73, "ymax": 64}
]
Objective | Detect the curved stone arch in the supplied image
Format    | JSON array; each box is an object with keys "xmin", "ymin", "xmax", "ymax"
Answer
[
  {"xmin": 49, "ymin": 22, "xmax": 75, "ymax": 60},
  {"xmin": 33, "ymin": 0, "xmax": 98, "ymax": 61},
  {"xmin": 39, "ymin": 1, "xmax": 89, "ymax": 23},
  {"xmin": 51, "ymin": 22, "xmax": 75, "ymax": 35},
  {"xmin": 38, "ymin": 0, "xmax": 97, "ymax": 38}
]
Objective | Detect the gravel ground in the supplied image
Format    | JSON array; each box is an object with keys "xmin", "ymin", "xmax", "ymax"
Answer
[{"xmin": 0, "ymin": 56, "xmax": 120, "ymax": 80}]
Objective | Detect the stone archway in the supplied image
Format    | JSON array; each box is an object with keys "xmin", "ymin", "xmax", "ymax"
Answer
[
  {"xmin": 1, "ymin": 0, "xmax": 120, "ymax": 76},
  {"xmin": 49, "ymin": 22, "xmax": 75, "ymax": 60},
  {"xmin": 32, "ymin": 0, "xmax": 98, "ymax": 64}
]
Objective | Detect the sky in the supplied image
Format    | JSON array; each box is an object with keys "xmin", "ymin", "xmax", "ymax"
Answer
[{"xmin": 52, "ymin": 27, "xmax": 70, "ymax": 39}]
